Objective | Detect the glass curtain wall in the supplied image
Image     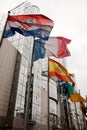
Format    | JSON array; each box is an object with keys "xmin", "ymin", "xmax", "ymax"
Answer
[
  {"xmin": 41, "ymin": 58, "xmax": 58, "ymax": 127},
  {"xmin": 6, "ymin": 1, "xmax": 40, "ymax": 119}
]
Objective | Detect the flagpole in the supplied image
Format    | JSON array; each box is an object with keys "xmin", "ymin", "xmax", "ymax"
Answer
[
  {"xmin": 47, "ymin": 57, "xmax": 50, "ymax": 130},
  {"xmin": 0, "ymin": 11, "xmax": 10, "ymax": 46},
  {"xmin": 0, "ymin": 1, "xmax": 27, "ymax": 47},
  {"xmin": 24, "ymin": 36, "xmax": 35, "ymax": 130}
]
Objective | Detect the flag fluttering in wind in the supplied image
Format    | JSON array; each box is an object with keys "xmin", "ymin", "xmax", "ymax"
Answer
[
  {"xmin": 58, "ymin": 79, "xmax": 85, "ymax": 102},
  {"xmin": 65, "ymin": 82, "xmax": 74, "ymax": 94},
  {"xmin": 4, "ymin": 14, "xmax": 54, "ymax": 40},
  {"xmin": 58, "ymin": 80, "xmax": 68, "ymax": 95},
  {"xmin": 33, "ymin": 37, "xmax": 71, "ymax": 61},
  {"xmin": 70, "ymin": 93, "xmax": 86, "ymax": 102},
  {"xmin": 58, "ymin": 79, "xmax": 66, "ymax": 87},
  {"xmin": 58, "ymin": 79, "xmax": 74, "ymax": 95},
  {"xmin": 48, "ymin": 58, "xmax": 75, "ymax": 85}
]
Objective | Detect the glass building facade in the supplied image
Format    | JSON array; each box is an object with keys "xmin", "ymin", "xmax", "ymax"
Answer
[
  {"xmin": 6, "ymin": 2, "xmax": 40, "ymax": 121},
  {"xmin": 0, "ymin": 1, "xmax": 86, "ymax": 130},
  {"xmin": 5, "ymin": 2, "xmax": 59, "ymax": 127}
]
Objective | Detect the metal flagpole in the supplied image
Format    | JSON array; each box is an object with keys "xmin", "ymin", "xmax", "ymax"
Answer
[
  {"xmin": 0, "ymin": 11, "xmax": 10, "ymax": 46},
  {"xmin": 0, "ymin": 1, "xmax": 26, "ymax": 47},
  {"xmin": 24, "ymin": 36, "xmax": 35, "ymax": 130},
  {"xmin": 47, "ymin": 57, "xmax": 50, "ymax": 130}
]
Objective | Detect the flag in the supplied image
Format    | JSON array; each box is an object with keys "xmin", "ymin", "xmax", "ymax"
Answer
[
  {"xmin": 58, "ymin": 80, "xmax": 69, "ymax": 95},
  {"xmin": 58, "ymin": 79, "xmax": 67, "ymax": 95},
  {"xmin": 58, "ymin": 79, "xmax": 66, "ymax": 87},
  {"xmin": 33, "ymin": 37, "xmax": 71, "ymax": 61},
  {"xmin": 58, "ymin": 79, "xmax": 74, "ymax": 95},
  {"xmin": 65, "ymin": 82, "xmax": 74, "ymax": 94},
  {"xmin": 4, "ymin": 14, "xmax": 54, "ymax": 40},
  {"xmin": 70, "ymin": 93, "xmax": 86, "ymax": 102},
  {"xmin": 48, "ymin": 58, "xmax": 75, "ymax": 85}
]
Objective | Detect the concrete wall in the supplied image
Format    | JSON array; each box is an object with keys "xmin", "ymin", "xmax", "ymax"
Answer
[{"xmin": 0, "ymin": 39, "xmax": 21, "ymax": 128}]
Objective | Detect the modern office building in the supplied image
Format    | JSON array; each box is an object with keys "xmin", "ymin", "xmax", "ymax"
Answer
[
  {"xmin": 0, "ymin": 1, "xmax": 86, "ymax": 130},
  {"xmin": 0, "ymin": 1, "xmax": 62, "ymax": 129},
  {"xmin": 7, "ymin": 1, "xmax": 41, "ymax": 130}
]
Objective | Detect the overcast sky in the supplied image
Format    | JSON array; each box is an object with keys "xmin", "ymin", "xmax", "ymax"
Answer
[{"xmin": 0, "ymin": 0, "xmax": 87, "ymax": 98}]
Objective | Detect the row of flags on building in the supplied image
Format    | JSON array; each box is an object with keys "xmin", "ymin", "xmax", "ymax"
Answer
[
  {"xmin": 48, "ymin": 58, "xmax": 86, "ymax": 102},
  {"xmin": 48, "ymin": 57, "xmax": 87, "ymax": 118},
  {"xmin": 1, "ymin": 13, "xmax": 87, "ymax": 116},
  {"xmin": 2, "ymin": 14, "xmax": 71, "ymax": 59}
]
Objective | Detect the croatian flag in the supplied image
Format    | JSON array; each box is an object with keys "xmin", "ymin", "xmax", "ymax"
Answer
[
  {"xmin": 4, "ymin": 14, "xmax": 54, "ymax": 40},
  {"xmin": 33, "ymin": 37, "xmax": 71, "ymax": 61}
]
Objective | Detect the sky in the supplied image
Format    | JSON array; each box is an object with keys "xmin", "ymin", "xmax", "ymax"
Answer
[{"xmin": 0, "ymin": 0, "xmax": 87, "ymax": 98}]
